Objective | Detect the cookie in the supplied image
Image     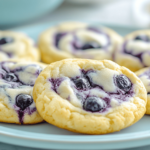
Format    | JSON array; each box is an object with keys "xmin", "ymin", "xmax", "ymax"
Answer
[
  {"xmin": 136, "ymin": 67, "xmax": 150, "ymax": 114},
  {"xmin": 38, "ymin": 22, "xmax": 122, "ymax": 63},
  {"xmin": 0, "ymin": 60, "xmax": 46, "ymax": 124},
  {"xmin": 33, "ymin": 59, "xmax": 146, "ymax": 134},
  {"xmin": 0, "ymin": 31, "xmax": 40, "ymax": 61},
  {"xmin": 114, "ymin": 30, "xmax": 150, "ymax": 72}
]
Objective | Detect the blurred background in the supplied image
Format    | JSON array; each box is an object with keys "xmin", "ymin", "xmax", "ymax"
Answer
[{"xmin": 0, "ymin": 0, "xmax": 150, "ymax": 30}]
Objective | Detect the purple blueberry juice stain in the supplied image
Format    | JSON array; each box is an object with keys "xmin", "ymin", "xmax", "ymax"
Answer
[
  {"xmin": 67, "ymin": 96, "xmax": 71, "ymax": 101},
  {"xmin": 50, "ymin": 69, "xmax": 134, "ymax": 113},
  {"xmin": 54, "ymin": 27, "xmax": 111, "ymax": 52},
  {"xmin": 122, "ymin": 36, "xmax": 150, "ymax": 67},
  {"xmin": 138, "ymin": 69, "xmax": 150, "ymax": 92},
  {"xmin": 0, "ymin": 61, "xmax": 43, "ymax": 124},
  {"xmin": 16, "ymin": 107, "xmax": 36, "ymax": 124},
  {"xmin": 54, "ymin": 32, "xmax": 67, "ymax": 48},
  {"xmin": 71, "ymin": 27, "xmax": 110, "ymax": 51},
  {"xmin": 0, "ymin": 61, "xmax": 16, "ymax": 72},
  {"xmin": 17, "ymin": 110, "xmax": 24, "ymax": 124},
  {"xmin": 49, "ymin": 78, "xmax": 64, "ymax": 93},
  {"xmin": 28, "ymin": 107, "xmax": 36, "ymax": 115},
  {"xmin": 17, "ymin": 107, "xmax": 36, "ymax": 124},
  {"xmin": 123, "ymin": 42, "xmax": 143, "ymax": 63},
  {"xmin": 0, "ymin": 37, "xmax": 14, "ymax": 58},
  {"xmin": 72, "ymin": 37, "xmax": 102, "ymax": 51},
  {"xmin": 35, "ymin": 68, "xmax": 42, "ymax": 76},
  {"xmin": 87, "ymin": 27, "xmax": 111, "ymax": 48},
  {"xmin": 138, "ymin": 69, "xmax": 150, "ymax": 79},
  {"xmin": 81, "ymin": 69, "xmax": 95, "ymax": 75},
  {"xmin": 87, "ymin": 27, "xmax": 102, "ymax": 33}
]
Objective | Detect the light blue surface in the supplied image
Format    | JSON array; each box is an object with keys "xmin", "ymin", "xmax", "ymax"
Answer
[
  {"xmin": 0, "ymin": 22, "xmax": 150, "ymax": 149},
  {"xmin": 0, "ymin": 0, "xmax": 63, "ymax": 26}
]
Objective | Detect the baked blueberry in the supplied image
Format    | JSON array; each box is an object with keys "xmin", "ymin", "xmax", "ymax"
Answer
[
  {"xmin": 16, "ymin": 94, "xmax": 33, "ymax": 110},
  {"xmin": 73, "ymin": 77, "xmax": 90, "ymax": 90},
  {"xmin": 83, "ymin": 97, "xmax": 106, "ymax": 112},
  {"xmin": 82, "ymin": 43, "xmax": 101, "ymax": 50},
  {"xmin": 148, "ymin": 92, "xmax": 150, "ymax": 95},
  {"xmin": 115, "ymin": 75, "xmax": 131, "ymax": 92},
  {"xmin": 134, "ymin": 35, "xmax": 149, "ymax": 42},
  {"xmin": 4, "ymin": 73, "xmax": 17, "ymax": 82},
  {"xmin": 0, "ymin": 37, "xmax": 14, "ymax": 45}
]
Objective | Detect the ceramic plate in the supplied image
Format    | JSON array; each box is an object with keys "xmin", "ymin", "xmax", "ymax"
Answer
[{"xmin": 1, "ymin": 22, "xmax": 150, "ymax": 150}]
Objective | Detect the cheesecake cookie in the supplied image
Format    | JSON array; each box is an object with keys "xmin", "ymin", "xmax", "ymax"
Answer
[
  {"xmin": 0, "ymin": 61, "xmax": 46, "ymax": 124},
  {"xmin": 136, "ymin": 67, "xmax": 150, "ymax": 114},
  {"xmin": 114, "ymin": 30, "xmax": 150, "ymax": 72},
  {"xmin": 33, "ymin": 59, "xmax": 146, "ymax": 134},
  {"xmin": 0, "ymin": 31, "xmax": 40, "ymax": 61},
  {"xmin": 38, "ymin": 22, "xmax": 122, "ymax": 63}
]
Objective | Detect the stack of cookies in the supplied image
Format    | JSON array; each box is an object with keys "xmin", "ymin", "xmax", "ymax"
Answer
[{"xmin": 0, "ymin": 22, "xmax": 149, "ymax": 135}]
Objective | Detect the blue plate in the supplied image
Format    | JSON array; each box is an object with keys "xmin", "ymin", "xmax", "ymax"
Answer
[{"xmin": 1, "ymin": 22, "xmax": 150, "ymax": 149}]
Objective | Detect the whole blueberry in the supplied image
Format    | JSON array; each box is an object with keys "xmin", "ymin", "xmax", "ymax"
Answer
[
  {"xmin": 134, "ymin": 35, "xmax": 149, "ymax": 42},
  {"xmin": 16, "ymin": 94, "xmax": 33, "ymax": 110},
  {"xmin": 82, "ymin": 43, "xmax": 101, "ymax": 50},
  {"xmin": 83, "ymin": 97, "xmax": 106, "ymax": 112},
  {"xmin": 115, "ymin": 75, "xmax": 131, "ymax": 92},
  {"xmin": 73, "ymin": 77, "xmax": 90, "ymax": 90},
  {"xmin": 0, "ymin": 37, "xmax": 14, "ymax": 45},
  {"xmin": 4, "ymin": 73, "xmax": 17, "ymax": 82}
]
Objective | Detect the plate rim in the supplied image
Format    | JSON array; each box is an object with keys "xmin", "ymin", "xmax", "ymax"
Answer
[
  {"xmin": 1, "ymin": 21, "xmax": 150, "ymax": 149},
  {"xmin": 0, "ymin": 123, "xmax": 150, "ymax": 143}
]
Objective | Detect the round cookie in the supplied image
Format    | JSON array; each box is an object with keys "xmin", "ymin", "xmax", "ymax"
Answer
[
  {"xmin": 0, "ymin": 60, "xmax": 46, "ymax": 124},
  {"xmin": 33, "ymin": 59, "xmax": 146, "ymax": 134},
  {"xmin": 0, "ymin": 31, "xmax": 40, "ymax": 61},
  {"xmin": 114, "ymin": 30, "xmax": 150, "ymax": 72},
  {"xmin": 38, "ymin": 22, "xmax": 122, "ymax": 63},
  {"xmin": 136, "ymin": 67, "xmax": 150, "ymax": 114}
]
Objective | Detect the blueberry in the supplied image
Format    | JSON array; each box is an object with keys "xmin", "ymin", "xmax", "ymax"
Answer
[
  {"xmin": 73, "ymin": 77, "xmax": 90, "ymax": 90},
  {"xmin": 148, "ymin": 92, "xmax": 150, "ymax": 95},
  {"xmin": 82, "ymin": 43, "xmax": 101, "ymax": 50},
  {"xmin": 83, "ymin": 97, "xmax": 106, "ymax": 112},
  {"xmin": 55, "ymin": 33, "xmax": 66, "ymax": 47},
  {"xmin": 134, "ymin": 35, "xmax": 149, "ymax": 42},
  {"xmin": 115, "ymin": 75, "xmax": 131, "ymax": 92},
  {"xmin": 0, "ymin": 37, "xmax": 14, "ymax": 45},
  {"xmin": 16, "ymin": 94, "xmax": 33, "ymax": 110},
  {"xmin": 4, "ymin": 73, "xmax": 17, "ymax": 82}
]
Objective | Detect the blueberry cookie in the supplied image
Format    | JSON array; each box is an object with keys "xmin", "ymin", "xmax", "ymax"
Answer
[
  {"xmin": 114, "ymin": 30, "xmax": 150, "ymax": 72},
  {"xmin": 136, "ymin": 67, "xmax": 150, "ymax": 114},
  {"xmin": 0, "ymin": 31, "xmax": 40, "ymax": 61},
  {"xmin": 38, "ymin": 22, "xmax": 122, "ymax": 63},
  {"xmin": 33, "ymin": 59, "xmax": 146, "ymax": 134},
  {"xmin": 0, "ymin": 61, "xmax": 46, "ymax": 124}
]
